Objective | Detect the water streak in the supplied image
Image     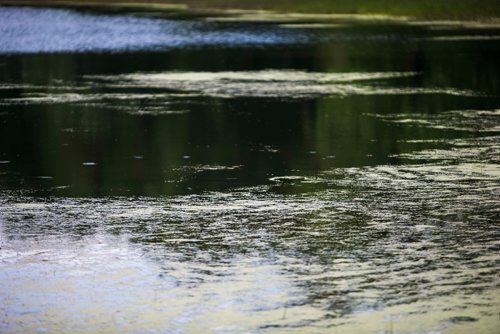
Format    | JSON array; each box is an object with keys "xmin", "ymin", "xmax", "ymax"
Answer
[{"xmin": 0, "ymin": 71, "xmax": 478, "ymax": 111}]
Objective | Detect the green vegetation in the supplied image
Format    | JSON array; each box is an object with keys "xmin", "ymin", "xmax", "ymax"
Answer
[
  {"xmin": 1, "ymin": 0, "xmax": 500, "ymax": 21},
  {"xmin": 181, "ymin": 0, "xmax": 500, "ymax": 20}
]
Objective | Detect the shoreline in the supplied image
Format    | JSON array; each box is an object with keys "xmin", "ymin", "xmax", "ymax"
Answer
[{"xmin": 1, "ymin": 0, "xmax": 500, "ymax": 27}]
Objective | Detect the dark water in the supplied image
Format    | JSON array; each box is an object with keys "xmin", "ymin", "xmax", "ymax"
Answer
[{"xmin": 0, "ymin": 6, "xmax": 499, "ymax": 333}]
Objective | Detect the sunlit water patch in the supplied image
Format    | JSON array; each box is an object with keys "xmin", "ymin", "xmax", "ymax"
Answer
[
  {"xmin": 369, "ymin": 109, "xmax": 500, "ymax": 133},
  {"xmin": 428, "ymin": 35, "xmax": 500, "ymax": 41},
  {"xmin": 0, "ymin": 70, "xmax": 479, "ymax": 112},
  {"xmin": 89, "ymin": 70, "xmax": 478, "ymax": 98},
  {"xmin": 1, "ymin": 141, "xmax": 499, "ymax": 332},
  {"xmin": 1, "ymin": 104, "xmax": 500, "ymax": 332},
  {"xmin": 1, "ymin": 5, "xmax": 500, "ymax": 333},
  {"xmin": 370, "ymin": 109, "xmax": 500, "ymax": 165},
  {"xmin": 0, "ymin": 7, "xmax": 305, "ymax": 54},
  {"xmin": 1, "ymin": 6, "xmax": 500, "ymax": 55},
  {"xmin": 395, "ymin": 136, "xmax": 500, "ymax": 164}
]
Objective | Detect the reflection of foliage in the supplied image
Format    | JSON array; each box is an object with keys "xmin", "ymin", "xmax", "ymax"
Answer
[
  {"xmin": 9, "ymin": 0, "xmax": 500, "ymax": 20},
  {"xmin": 170, "ymin": 0, "xmax": 500, "ymax": 20},
  {"xmin": 0, "ymin": 22, "xmax": 498, "ymax": 196}
]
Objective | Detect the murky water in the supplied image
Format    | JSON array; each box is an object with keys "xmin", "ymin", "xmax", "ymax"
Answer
[{"xmin": 1, "ymin": 6, "xmax": 499, "ymax": 333}]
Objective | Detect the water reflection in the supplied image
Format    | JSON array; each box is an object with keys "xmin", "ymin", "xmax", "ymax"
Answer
[
  {"xmin": 0, "ymin": 5, "xmax": 499, "ymax": 333},
  {"xmin": 0, "ymin": 7, "xmax": 305, "ymax": 53},
  {"xmin": 1, "ymin": 140, "xmax": 499, "ymax": 331}
]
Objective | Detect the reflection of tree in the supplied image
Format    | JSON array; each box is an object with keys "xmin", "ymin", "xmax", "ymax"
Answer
[{"xmin": 1, "ymin": 23, "xmax": 499, "ymax": 196}]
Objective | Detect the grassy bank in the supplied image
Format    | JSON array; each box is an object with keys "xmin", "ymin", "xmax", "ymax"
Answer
[{"xmin": 1, "ymin": 0, "xmax": 500, "ymax": 21}]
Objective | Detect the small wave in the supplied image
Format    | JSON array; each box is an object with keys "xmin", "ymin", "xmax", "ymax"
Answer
[
  {"xmin": 428, "ymin": 35, "xmax": 500, "ymax": 41},
  {"xmin": 1, "ymin": 70, "xmax": 478, "ymax": 108},
  {"xmin": 368, "ymin": 109, "xmax": 500, "ymax": 132},
  {"xmin": 83, "ymin": 70, "xmax": 476, "ymax": 99}
]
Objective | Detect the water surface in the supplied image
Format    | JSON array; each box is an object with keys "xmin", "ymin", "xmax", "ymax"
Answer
[{"xmin": 0, "ymin": 6, "xmax": 499, "ymax": 333}]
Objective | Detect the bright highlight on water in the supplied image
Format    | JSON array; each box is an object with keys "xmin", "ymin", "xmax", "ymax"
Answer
[{"xmin": 0, "ymin": 5, "xmax": 499, "ymax": 334}]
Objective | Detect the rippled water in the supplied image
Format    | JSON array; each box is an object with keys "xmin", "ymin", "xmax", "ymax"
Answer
[{"xmin": 0, "ymin": 5, "xmax": 499, "ymax": 333}]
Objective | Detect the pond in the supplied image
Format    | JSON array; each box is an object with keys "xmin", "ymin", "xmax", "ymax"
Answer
[{"xmin": 0, "ymin": 5, "xmax": 499, "ymax": 333}]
